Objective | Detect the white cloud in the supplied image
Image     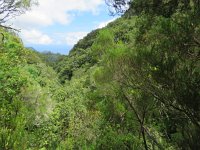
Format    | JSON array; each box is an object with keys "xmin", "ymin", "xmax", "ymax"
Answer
[
  {"xmin": 21, "ymin": 29, "xmax": 53, "ymax": 45},
  {"xmin": 65, "ymin": 32, "xmax": 88, "ymax": 46},
  {"xmin": 13, "ymin": 0, "xmax": 104, "ymax": 28},
  {"xmin": 97, "ymin": 18, "xmax": 117, "ymax": 28},
  {"xmin": 8, "ymin": 0, "xmax": 116, "ymax": 49}
]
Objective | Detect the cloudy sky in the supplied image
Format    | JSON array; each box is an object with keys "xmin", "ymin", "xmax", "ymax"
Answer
[{"xmin": 10, "ymin": 0, "xmax": 117, "ymax": 54}]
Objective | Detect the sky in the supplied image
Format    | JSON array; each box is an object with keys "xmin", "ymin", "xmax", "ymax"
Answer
[{"xmin": 10, "ymin": 0, "xmax": 117, "ymax": 54}]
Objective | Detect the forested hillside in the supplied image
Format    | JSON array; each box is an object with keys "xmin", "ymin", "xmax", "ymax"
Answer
[{"xmin": 0, "ymin": 0, "xmax": 200, "ymax": 149}]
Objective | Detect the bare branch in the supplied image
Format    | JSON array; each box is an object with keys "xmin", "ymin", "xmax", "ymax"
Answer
[
  {"xmin": 105, "ymin": 0, "xmax": 130, "ymax": 15},
  {"xmin": 0, "ymin": 24, "xmax": 20, "ymax": 32},
  {"xmin": 0, "ymin": 32, "xmax": 4, "ymax": 42}
]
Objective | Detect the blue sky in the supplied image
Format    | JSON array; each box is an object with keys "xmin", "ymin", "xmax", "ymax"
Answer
[{"xmin": 11, "ymin": 0, "xmax": 117, "ymax": 54}]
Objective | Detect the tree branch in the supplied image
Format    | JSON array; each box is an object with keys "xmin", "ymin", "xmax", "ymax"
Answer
[{"xmin": 0, "ymin": 24, "xmax": 20, "ymax": 32}]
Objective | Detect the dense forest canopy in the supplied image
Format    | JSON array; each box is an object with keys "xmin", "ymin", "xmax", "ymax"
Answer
[{"xmin": 0, "ymin": 0, "xmax": 200, "ymax": 149}]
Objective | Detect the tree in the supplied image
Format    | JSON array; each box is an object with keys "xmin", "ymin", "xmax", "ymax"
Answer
[
  {"xmin": 105, "ymin": 0, "xmax": 131, "ymax": 15},
  {"xmin": 0, "ymin": 0, "xmax": 37, "ymax": 30},
  {"xmin": 106, "ymin": 0, "xmax": 200, "ymax": 17}
]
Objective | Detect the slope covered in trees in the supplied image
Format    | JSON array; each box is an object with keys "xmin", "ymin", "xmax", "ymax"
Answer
[
  {"xmin": 0, "ymin": 0, "xmax": 200, "ymax": 149},
  {"xmin": 0, "ymin": 28, "xmax": 62, "ymax": 149}
]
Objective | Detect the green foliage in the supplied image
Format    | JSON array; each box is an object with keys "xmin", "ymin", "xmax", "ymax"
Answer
[
  {"xmin": 1, "ymin": 0, "xmax": 200, "ymax": 149},
  {"xmin": 0, "ymin": 28, "xmax": 61, "ymax": 149},
  {"xmin": 38, "ymin": 51, "xmax": 65, "ymax": 68}
]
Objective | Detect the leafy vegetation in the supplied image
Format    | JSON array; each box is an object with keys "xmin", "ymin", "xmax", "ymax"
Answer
[{"xmin": 0, "ymin": 0, "xmax": 200, "ymax": 149}]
